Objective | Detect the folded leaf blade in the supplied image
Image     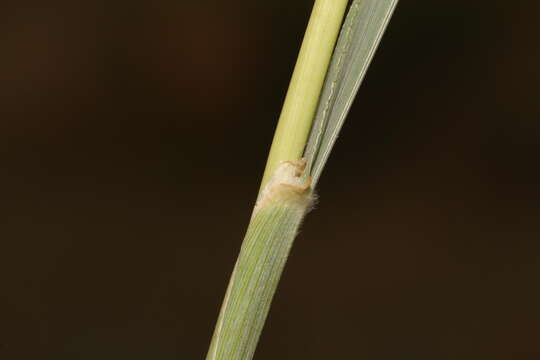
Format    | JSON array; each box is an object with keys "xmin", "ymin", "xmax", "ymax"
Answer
[{"xmin": 305, "ymin": 0, "xmax": 399, "ymax": 186}]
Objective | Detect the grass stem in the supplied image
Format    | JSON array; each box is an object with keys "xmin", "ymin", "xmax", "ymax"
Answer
[
  {"xmin": 260, "ymin": 0, "xmax": 348, "ymax": 190},
  {"xmin": 206, "ymin": 1, "xmax": 399, "ymax": 358}
]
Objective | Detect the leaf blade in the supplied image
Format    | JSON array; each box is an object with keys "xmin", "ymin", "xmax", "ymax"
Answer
[{"xmin": 305, "ymin": 0, "xmax": 399, "ymax": 186}]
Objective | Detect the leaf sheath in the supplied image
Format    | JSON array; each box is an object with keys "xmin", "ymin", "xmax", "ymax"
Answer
[{"xmin": 206, "ymin": 199, "xmax": 309, "ymax": 360}]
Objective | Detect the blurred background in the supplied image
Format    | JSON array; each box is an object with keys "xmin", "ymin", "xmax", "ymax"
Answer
[{"xmin": 1, "ymin": 0, "xmax": 539, "ymax": 358}]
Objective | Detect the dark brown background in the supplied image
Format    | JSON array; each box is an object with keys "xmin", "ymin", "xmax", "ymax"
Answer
[{"xmin": 1, "ymin": 1, "xmax": 539, "ymax": 359}]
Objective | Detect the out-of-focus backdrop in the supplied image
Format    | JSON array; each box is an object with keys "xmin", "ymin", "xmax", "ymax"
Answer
[{"xmin": 1, "ymin": 1, "xmax": 539, "ymax": 359}]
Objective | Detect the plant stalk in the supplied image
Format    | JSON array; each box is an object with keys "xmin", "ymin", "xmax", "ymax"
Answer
[
  {"xmin": 206, "ymin": 1, "xmax": 347, "ymax": 359},
  {"xmin": 260, "ymin": 0, "xmax": 349, "ymax": 190}
]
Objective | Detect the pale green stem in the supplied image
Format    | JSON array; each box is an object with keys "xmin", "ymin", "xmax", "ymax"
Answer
[
  {"xmin": 260, "ymin": 0, "xmax": 348, "ymax": 190},
  {"xmin": 206, "ymin": 1, "xmax": 348, "ymax": 359},
  {"xmin": 206, "ymin": 0, "xmax": 400, "ymax": 358}
]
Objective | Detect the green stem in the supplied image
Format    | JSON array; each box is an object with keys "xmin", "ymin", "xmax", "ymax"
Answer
[
  {"xmin": 260, "ymin": 0, "xmax": 348, "ymax": 190},
  {"xmin": 206, "ymin": 1, "xmax": 347, "ymax": 359},
  {"xmin": 206, "ymin": 0, "xmax": 400, "ymax": 357}
]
